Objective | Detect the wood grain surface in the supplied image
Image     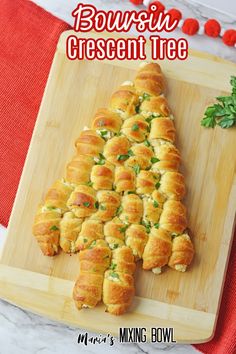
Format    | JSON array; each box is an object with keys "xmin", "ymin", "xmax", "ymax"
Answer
[{"xmin": 0, "ymin": 31, "xmax": 235, "ymax": 343}]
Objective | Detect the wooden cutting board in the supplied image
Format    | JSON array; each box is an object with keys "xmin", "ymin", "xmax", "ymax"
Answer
[{"xmin": 0, "ymin": 31, "xmax": 235, "ymax": 344}]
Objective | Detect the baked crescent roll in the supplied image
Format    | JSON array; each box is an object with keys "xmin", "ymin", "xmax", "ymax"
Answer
[
  {"xmin": 109, "ymin": 85, "xmax": 139, "ymax": 119},
  {"xmin": 104, "ymin": 217, "xmax": 126, "ymax": 250},
  {"xmin": 103, "ymin": 246, "xmax": 135, "ymax": 315},
  {"xmin": 151, "ymin": 141, "xmax": 181, "ymax": 173},
  {"xmin": 121, "ymin": 115, "xmax": 149, "ymax": 142},
  {"xmin": 59, "ymin": 211, "xmax": 83, "ymax": 253},
  {"xmin": 120, "ymin": 194, "xmax": 143, "ymax": 224},
  {"xmin": 134, "ymin": 63, "xmax": 166, "ymax": 96},
  {"xmin": 142, "ymin": 227, "xmax": 172, "ymax": 273},
  {"xmin": 143, "ymin": 190, "xmax": 166, "ymax": 225},
  {"xmin": 91, "ymin": 161, "xmax": 114, "ymax": 190},
  {"xmin": 44, "ymin": 179, "xmax": 74, "ymax": 213},
  {"xmin": 125, "ymin": 224, "xmax": 148, "ymax": 260},
  {"xmin": 160, "ymin": 172, "xmax": 186, "ymax": 200},
  {"xmin": 67, "ymin": 185, "xmax": 97, "ymax": 218},
  {"xmin": 32, "ymin": 205, "xmax": 61, "ymax": 256},
  {"xmin": 75, "ymin": 219, "xmax": 104, "ymax": 251},
  {"xmin": 91, "ymin": 190, "xmax": 121, "ymax": 222},
  {"xmin": 66, "ymin": 155, "xmax": 94, "ymax": 185},
  {"xmin": 114, "ymin": 166, "xmax": 136, "ymax": 193},
  {"xmin": 103, "ymin": 136, "xmax": 131, "ymax": 166},
  {"xmin": 159, "ymin": 200, "xmax": 187, "ymax": 234},
  {"xmin": 149, "ymin": 118, "xmax": 176, "ymax": 143},
  {"xmin": 140, "ymin": 95, "xmax": 171, "ymax": 118},
  {"xmin": 73, "ymin": 240, "xmax": 111, "ymax": 309},
  {"xmin": 125, "ymin": 143, "xmax": 154, "ymax": 170},
  {"xmin": 168, "ymin": 234, "xmax": 194, "ymax": 272},
  {"xmin": 136, "ymin": 170, "xmax": 159, "ymax": 195},
  {"xmin": 75, "ymin": 130, "xmax": 105, "ymax": 157},
  {"xmin": 91, "ymin": 108, "xmax": 122, "ymax": 135}
]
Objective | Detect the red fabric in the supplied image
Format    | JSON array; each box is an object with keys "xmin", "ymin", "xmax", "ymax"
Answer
[
  {"xmin": 194, "ymin": 230, "xmax": 236, "ymax": 354},
  {"xmin": 0, "ymin": 0, "xmax": 70, "ymax": 227},
  {"xmin": 0, "ymin": 1, "xmax": 236, "ymax": 353}
]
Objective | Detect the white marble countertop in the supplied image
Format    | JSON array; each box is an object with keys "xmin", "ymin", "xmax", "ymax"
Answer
[{"xmin": 1, "ymin": 1, "xmax": 235, "ymax": 353}]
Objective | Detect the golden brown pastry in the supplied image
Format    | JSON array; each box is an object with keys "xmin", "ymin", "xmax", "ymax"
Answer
[
  {"xmin": 33, "ymin": 205, "xmax": 61, "ymax": 256},
  {"xmin": 103, "ymin": 135, "xmax": 131, "ymax": 166},
  {"xmin": 66, "ymin": 155, "xmax": 95, "ymax": 185},
  {"xmin": 121, "ymin": 115, "xmax": 149, "ymax": 142},
  {"xmin": 119, "ymin": 194, "xmax": 143, "ymax": 224},
  {"xmin": 168, "ymin": 234, "xmax": 194, "ymax": 272},
  {"xmin": 91, "ymin": 190, "xmax": 121, "ymax": 222},
  {"xmin": 159, "ymin": 200, "xmax": 187, "ymax": 234},
  {"xmin": 134, "ymin": 63, "xmax": 166, "ymax": 96},
  {"xmin": 136, "ymin": 170, "xmax": 159, "ymax": 195},
  {"xmin": 109, "ymin": 84, "xmax": 139, "ymax": 118},
  {"xmin": 75, "ymin": 219, "xmax": 104, "ymax": 251},
  {"xmin": 67, "ymin": 185, "xmax": 97, "ymax": 218},
  {"xmin": 104, "ymin": 217, "xmax": 126, "ymax": 250},
  {"xmin": 142, "ymin": 190, "xmax": 166, "ymax": 225},
  {"xmin": 151, "ymin": 141, "xmax": 181, "ymax": 173},
  {"xmin": 114, "ymin": 166, "xmax": 136, "ymax": 193},
  {"xmin": 91, "ymin": 108, "xmax": 122, "ymax": 135},
  {"xmin": 140, "ymin": 95, "xmax": 171, "ymax": 117},
  {"xmin": 125, "ymin": 143, "xmax": 154, "ymax": 170},
  {"xmin": 125, "ymin": 224, "xmax": 148, "ymax": 260},
  {"xmin": 91, "ymin": 161, "xmax": 114, "ymax": 190},
  {"xmin": 73, "ymin": 240, "xmax": 111, "ymax": 309},
  {"xmin": 59, "ymin": 211, "xmax": 83, "ymax": 253},
  {"xmin": 44, "ymin": 179, "xmax": 74, "ymax": 213},
  {"xmin": 149, "ymin": 118, "xmax": 176, "ymax": 143},
  {"xmin": 103, "ymin": 246, "xmax": 135, "ymax": 315},
  {"xmin": 159, "ymin": 172, "xmax": 186, "ymax": 200},
  {"xmin": 75, "ymin": 130, "xmax": 105, "ymax": 157},
  {"xmin": 142, "ymin": 227, "xmax": 172, "ymax": 273}
]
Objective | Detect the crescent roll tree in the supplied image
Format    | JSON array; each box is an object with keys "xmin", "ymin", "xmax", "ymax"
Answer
[{"xmin": 33, "ymin": 62, "xmax": 194, "ymax": 315}]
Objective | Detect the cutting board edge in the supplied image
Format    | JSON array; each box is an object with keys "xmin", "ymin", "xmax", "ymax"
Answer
[{"xmin": 0, "ymin": 264, "xmax": 216, "ymax": 344}]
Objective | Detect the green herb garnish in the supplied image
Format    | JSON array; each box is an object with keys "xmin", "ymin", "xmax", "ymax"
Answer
[
  {"xmin": 142, "ymin": 220, "xmax": 151, "ymax": 233},
  {"xmin": 50, "ymin": 225, "xmax": 59, "ymax": 231},
  {"xmin": 100, "ymin": 204, "xmax": 106, "ymax": 211},
  {"xmin": 151, "ymin": 157, "xmax": 160, "ymax": 164},
  {"xmin": 144, "ymin": 139, "xmax": 151, "ymax": 147},
  {"xmin": 86, "ymin": 181, "xmax": 93, "ymax": 187},
  {"xmin": 116, "ymin": 205, "xmax": 123, "ymax": 215},
  {"xmin": 89, "ymin": 240, "xmax": 96, "ymax": 249},
  {"xmin": 142, "ymin": 93, "xmax": 151, "ymax": 101},
  {"xmin": 135, "ymin": 105, "xmax": 140, "ymax": 114},
  {"xmin": 155, "ymin": 182, "xmax": 161, "ymax": 189},
  {"xmin": 83, "ymin": 202, "xmax": 90, "ymax": 207},
  {"xmin": 153, "ymin": 200, "xmax": 159, "ymax": 208},
  {"xmin": 119, "ymin": 225, "xmax": 128, "ymax": 233},
  {"xmin": 47, "ymin": 206, "xmax": 56, "ymax": 210},
  {"xmin": 201, "ymin": 76, "xmax": 236, "ymax": 129},
  {"xmin": 112, "ymin": 244, "xmax": 119, "ymax": 250},
  {"xmin": 96, "ymin": 153, "xmax": 106, "ymax": 165},
  {"xmin": 131, "ymin": 123, "xmax": 139, "ymax": 131},
  {"xmin": 110, "ymin": 272, "xmax": 119, "ymax": 279},
  {"xmin": 133, "ymin": 164, "xmax": 141, "ymax": 176},
  {"xmin": 110, "ymin": 262, "xmax": 117, "ymax": 270},
  {"xmin": 95, "ymin": 201, "xmax": 99, "ymax": 209},
  {"xmin": 146, "ymin": 114, "xmax": 157, "ymax": 124},
  {"xmin": 128, "ymin": 149, "xmax": 134, "ymax": 156},
  {"xmin": 117, "ymin": 154, "xmax": 129, "ymax": 161},
  {"xmin": 83, "ymin": 238, "xmax": 88, "ymax": 243},
  {"xmin": 100, "ymin": 130, "xmax": 108, "ymax": 137},
  {"xmin": 154, "ymin": 223, "xmax": 160, "ymax": 229}
]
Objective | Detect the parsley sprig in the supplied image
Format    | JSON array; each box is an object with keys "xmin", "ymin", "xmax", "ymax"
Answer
[{"xmin": 201, "ymin": 76, "xmax": 236, "ymax": 129}]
